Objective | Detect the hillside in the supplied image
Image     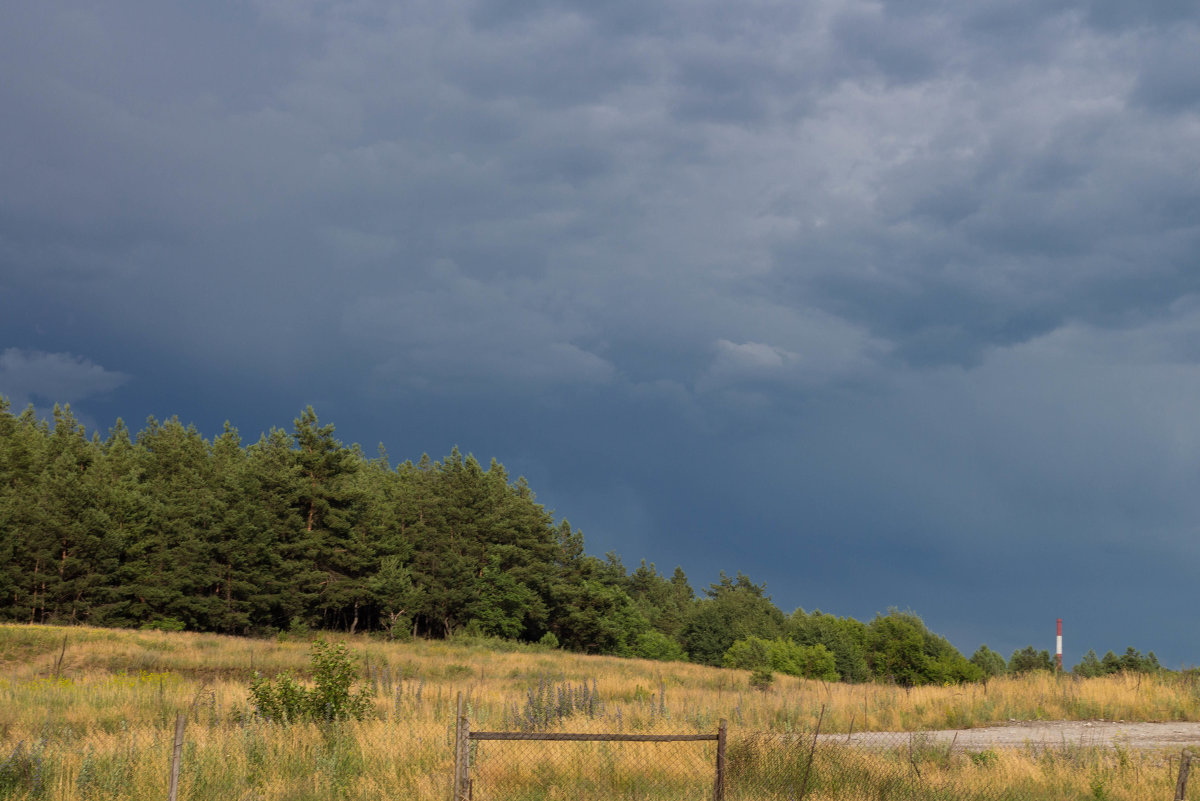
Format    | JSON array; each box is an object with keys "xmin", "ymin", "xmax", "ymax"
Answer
[{"xmin": 1, "ymin": 624, "xmax": 1196, "ymax": 800}]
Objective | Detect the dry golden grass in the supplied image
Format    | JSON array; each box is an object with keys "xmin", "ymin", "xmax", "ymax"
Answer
[{"xmin": 0, "ymin": 623, "xmax": 1196, "ymax": 800}]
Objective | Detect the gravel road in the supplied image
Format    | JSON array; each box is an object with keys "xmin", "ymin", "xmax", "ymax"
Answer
[{"xmin": 827, "ymin": 721, "xmax": 1200, "ymax": 750}]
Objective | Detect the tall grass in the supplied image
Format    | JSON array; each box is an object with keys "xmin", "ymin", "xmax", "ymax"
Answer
[{"xmin": 0, "ymin": 623, "xmax": 1196, "ymax": 800}]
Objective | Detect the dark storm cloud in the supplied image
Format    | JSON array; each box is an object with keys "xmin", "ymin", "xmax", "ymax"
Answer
[{"xmin": 3, "ymin": 0, "xmax": 1200, "ymax": 662}]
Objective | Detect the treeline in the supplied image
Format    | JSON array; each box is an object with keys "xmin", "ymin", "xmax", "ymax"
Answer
[
  {"xmin": 970, "ymin": 644, "xmax": 1162, "ymax": 679},
  {"xmin": 0, "ymin": 401, "xmax": 1164, "ymax": 685}
]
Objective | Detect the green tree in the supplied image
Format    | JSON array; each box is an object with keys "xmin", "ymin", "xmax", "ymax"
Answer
[
  {"xmin": 0, "ymin": 402, "xmax": 50, "ymax": 623},
  {"xmin": 245, "ymin": 427, "xmax": 310, "ymax": 630},
  {"xmin": 368, "ymin": 555, "xmax": 419, "ymax": 640},
  {"xmin": 681, "ymin": 573, "xmax": 786, "ymax": 667},
  {"xmin": 724, "ymin": 636, "xmax": 839, "ymax": 681},
  {"xmin": 1008, "ymin": 645, "xmax": 1054, "ymax": 675},
  {"xmin": 866, "ymin": 610, "xmax": 981, "ymax": 686},
  {"xmin": 632, "ymin": 631, "xmax": 688, "ymax": 662},
  {"xmin": 207, "ymin": 422, "xmax": 278, "ymax": 634},
  {"xmin": 789, "ymin": 609, "xmax": 870, "ymax": 682},
  {"xmin": 36, "ymin": 405, "xmax": 114, "ymax": 624},
  {"xmin": 1073, "ymin": 649, "xmax": 1104, "ymax": 678},
  {"xmin": 970, "ymin": 645, "xmax": 1008, "ymax": 678},
  {"xmin": 546, "ymin": 521, "xmax": 648, "ymax": 654},
  {"xmin": 293, "ymin": 408, "xmax": 369, "ymax": 632},
  {"xmin": 628, "ymin": 561, "xmax": 695, "ymax": 641}
]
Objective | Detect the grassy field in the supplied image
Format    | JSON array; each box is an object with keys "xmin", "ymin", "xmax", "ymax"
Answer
[{"xmin": 0, "ymin": 623, "xmax": 1197, "ymax": 799}]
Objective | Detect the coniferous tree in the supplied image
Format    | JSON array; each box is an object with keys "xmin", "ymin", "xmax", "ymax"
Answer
[
  {"xmin": 1008, "ymin": 645, "xmax": 1054, "ymax": 675},
  {"xmin": 628, "ymin": 561, "xmax": 695, "ymax": 641},
  {"xmin": 1073, "ymin": 649, "xmax": 1104, "ymax": 678},
  {"xmin": 121, "ymin": 416, "xmax": 222, "ymax": 629},
  {"xmin": 36, "ymin": 405, "xmax": 116, "ymax": 624},
  {"xmin": 208, "ymin": 422, "xmax": 278, "ymax": 633},
  {"xmin": 681, "ymin": 573, "xmax": 786, "ymax": 667},
  {"xmin": 0, "ymin": 401, "xmax": 49, "ymax": 622},
  {"xmin": 245, "ymin": 427, "xmax": 310, "ymax": 630}
]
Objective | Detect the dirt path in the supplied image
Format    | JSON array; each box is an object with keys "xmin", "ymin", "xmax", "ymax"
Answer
[{"xmin": 827, "ymin": 721, "xmax": 1200, "ymax": 750}]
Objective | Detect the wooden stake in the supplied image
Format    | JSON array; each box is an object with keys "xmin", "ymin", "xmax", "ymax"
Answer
[
  {"xmin": 713, "ymin": 719, "xmax": 726, "ymax": 801},
  {"xmin": 453, "ymin": 692, "xmax": 471, "ymax": 801},
  {"xmin": 168, "ymin": 714, "xmax": 186, "ymax": 801},
  {"xmin": 1176, "ymin": 748, "xmax": 1192, "ymax": 801}
]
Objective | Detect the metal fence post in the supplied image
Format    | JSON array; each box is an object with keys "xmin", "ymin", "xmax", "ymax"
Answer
[{"xmin": 713, "ymin": 718, "xmax": 726, "ymax": 801}]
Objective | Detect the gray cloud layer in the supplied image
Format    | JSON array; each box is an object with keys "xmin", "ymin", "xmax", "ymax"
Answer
[{"xmin": 2, "ymin": 0, "xmax": 1198, "ymax": 662}]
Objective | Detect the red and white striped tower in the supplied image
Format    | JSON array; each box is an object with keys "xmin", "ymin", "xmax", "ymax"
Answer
[{"xmin": 1055, "ymin": 619, "xmax": 1063, "ymax": 671}]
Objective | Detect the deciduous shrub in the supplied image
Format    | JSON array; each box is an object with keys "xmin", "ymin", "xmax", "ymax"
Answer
[
  {"xmin": 723, "ymin": 637, "xmax": 839, "ymax": 680},
  {"xmin": 249, "ymin": 640, "xmax": 371, "ymax": 723}
]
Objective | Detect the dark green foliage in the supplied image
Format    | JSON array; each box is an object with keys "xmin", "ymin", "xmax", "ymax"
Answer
[
  {"xmin": 632, "ymin": 630, "xmax": 688, "ymax": 662},
  {"xmin": 627, "ymin": 561, "xmax": 695, "ymax": 640},
  {"xmin": 723, "ymin": 637, "xmax": 839, "ymax": 681},
  {"xmin": 789, "ymin": 609, "xmax": 870, "ymax": 682},
  {"xmin": 1074, "ymin": 647, "xmax": 1160, "ymax": 676},
  {"xmin": 864, "ymin": 610, "xmax": 982, "ymax": 686},
  {"xmin": 681, "ymin": 573, "xmax": 785, "ymax": 667},
  {"xmin": 0, "ymin": 397, "xmax": 1067, "ymax": 682},
  {"xmin": 1008, "ymin": 645, "xmax": 1054, "ymax": 675},
  {"xmin": 249, "ymin": 640, "xmax": 371, "ymax": 723},
  {"xmin": 1118, "ymin": 647, "xmax": 1160, "ymax": 673},
  {"xmin": 545, "ymin": 522, "xmax": 649, "ymax": 654},
  {"xmin": 748, "ymin": 668, "xmax": 774, "ymax": 691},
  {"xmin": 969, "ymin": 645, "xmax": 1008, "ymax": 678},
  {"xmin": 1074, "ymin": 649, "xmax": 1104, "ymax": 678},
  {"xmin": 0, "ymin": 400, "xmax": 579, "ymax": 646}
]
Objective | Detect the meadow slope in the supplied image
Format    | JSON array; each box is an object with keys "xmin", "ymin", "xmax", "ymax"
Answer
[{"xmin": 1, "ymin": 624, "xmax": 1198, "ymax": 800}]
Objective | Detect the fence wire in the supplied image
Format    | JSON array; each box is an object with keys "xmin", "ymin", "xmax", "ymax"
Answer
[
  {"xmin": 467, "ymin": 737, "xmax": 717, "ymax": 801},
  {"xmin": 461, "ymin": 724, "xmax": 1198, "ymax": 801}
]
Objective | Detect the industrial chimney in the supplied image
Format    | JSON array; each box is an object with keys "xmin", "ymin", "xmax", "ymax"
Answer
[{"xmin": 1056, "ymin": 618, "xmax": 1063, "ymax": 671}]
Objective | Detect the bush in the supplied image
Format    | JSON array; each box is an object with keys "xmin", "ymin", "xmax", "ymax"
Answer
[
  {"xmin": 749, "ymin": 669, "xmax": 774, "ymax": 691},
  {"xmin": 140, "ymin": 618, "xmax": 186, "ymax": 632},
  {"xmin": 723, "ymin": 637, "xmax": 838, "ymax": 680},
  {"xmin": 249, "ymin": 640, "xmax": 371, "ymax": 723},
  {"xmin": 633, "ymin": 631, "xmax": 687, "ymax": 662}
]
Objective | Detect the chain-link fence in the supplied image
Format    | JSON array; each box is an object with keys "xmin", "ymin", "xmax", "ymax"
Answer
[
  {"xmin": 462, "ymin": 733, "xmax": 721, "ymax": 800},
  {"xmin": 725, "ymin": 730, "xmax": 1198, "ymax": 801},
  {"xmin": 452, "ymin": 707, "xmax": 1200, "ymax": 801}
]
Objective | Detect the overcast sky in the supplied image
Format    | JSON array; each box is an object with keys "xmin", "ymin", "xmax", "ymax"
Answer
[{"xmin": 3, "ymin": 0, "xmax": 1199, "ymax": 666}]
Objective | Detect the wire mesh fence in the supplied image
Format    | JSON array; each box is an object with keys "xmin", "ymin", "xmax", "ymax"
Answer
[
  {"xmin": 725, "ymin": 730, "xmax": 1199, "ymax": 801},
  {"xmin": 465, "ymin": 735, "xmax": 721, "ymax": 800},
  {"xmin": 452, "ymin": 707, "xmax": 1200, "ymax": 801}
]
